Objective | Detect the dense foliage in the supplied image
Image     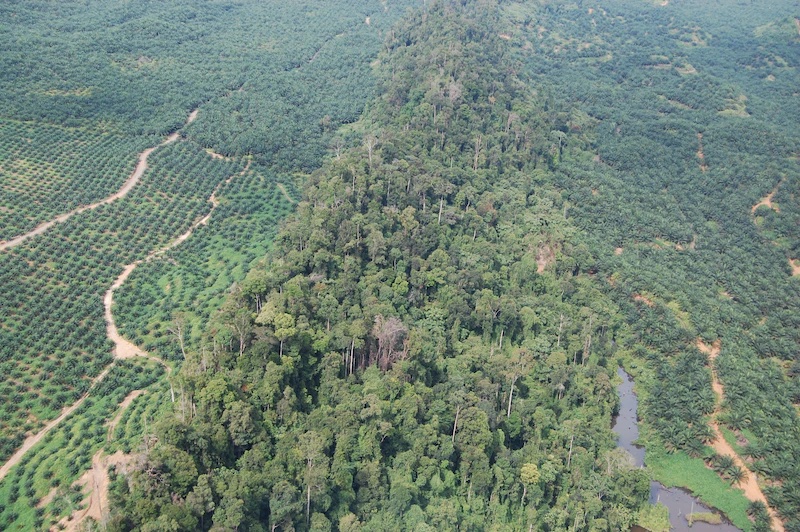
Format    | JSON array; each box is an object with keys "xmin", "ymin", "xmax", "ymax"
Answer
[
  {"xmin": 0, "ymin": 1, "xmax": 417, "ymax": 527},
  {"xmin": 107, "ymin": 3, "xmax": 654, "ymax": 530},
  {"xmin": 0, "ymin": 0, "xmax": 419, "ymax": 171}
]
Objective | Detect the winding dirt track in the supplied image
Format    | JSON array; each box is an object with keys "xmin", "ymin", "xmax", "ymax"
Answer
[
  {"xmin": 0, "ymin": 112, "xmax": 251, "ymax": 526},
  {"xmin": 698, "ymin": 339, "xmax": 785, "ymax": 532},
  {"xmin": 60, "ymin": 157, "xmax": 251, "ymax": 530},
  {"xmin": 277, "ymin": 182, "xmax": 297, "ymax": 205},
  {"xmin": 751, "ymin": 179, "xmax": 783, "ymax": 214},
  {"xmin": 0, "ymin": 110, "xmax": 198, "ymax": 252},
  {"xmin": 0, "ymin": 366, "xmax": 112, "ymax": 483},
  {"xmin": 106, "ymin": 390, "xmax": 145, "ymax": 442}
]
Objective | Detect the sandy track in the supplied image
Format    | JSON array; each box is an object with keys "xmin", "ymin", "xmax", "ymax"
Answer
[
  {"xmin": 0, "ymin": 110, "xmax": 206, "ymax": 483},
  {"xmin": 0, "ymin": 110, "xmax": 198, "ymax": 252},
  {"xmin": 277, "ymin": 182, "xmax": 297, "ymax": 205},
  {"xmin": 59, "ymin": 156, "xmax": 251, "ymax": 529},
  {"xmin": 698, "ymin": 339, "xmax": 785, "ymax": 532},
  {"xmin": 58, "ymin": 450, "xmax": 136, "ymax": 532},
  {"xmin": 0, "ymin": 126, "xmax": 248, "ymax": 530},
  {"xmin": 106, "ymin": 390, "xmax": 145, "ymax": 441},
  {"xmin": 751, "ymin": 179, "xmax": 783, "ymax": 214}
]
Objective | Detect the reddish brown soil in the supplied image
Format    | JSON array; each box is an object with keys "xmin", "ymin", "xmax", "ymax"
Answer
[{"xmin": 697, "ymin": 132, "xmax": 708, "ymax": 172}]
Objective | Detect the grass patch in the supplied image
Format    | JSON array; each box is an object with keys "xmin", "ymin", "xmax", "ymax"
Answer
[
  {"xmin": 689, "ymin": 512, "xmax": 722, "ymax": 524},
  {"xmin": 646, "ymin": 446, "xmax": 751, "ymax": 531}
]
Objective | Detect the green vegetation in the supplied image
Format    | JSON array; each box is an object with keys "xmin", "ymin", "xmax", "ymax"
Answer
[
  {"xmin": 504, "ymin": 0, "xmax": 800, "ymax": 524},
  {"xmin": 689, "ymin": 512, "xmax": 723, "ymax": 525},
  {"xmin": 646, "ymin": 447, "xmax": 751, "ymax": 530},
  {"xmin": 1, "ymin": 0, "xmax": 799, "ymax": 529},
  {"xmin": 0, "ymin": 0, "xmax": 420, "ymax": 169},
  {"xmin": 1, "ymin": 0, "xmax": 417, "ymax": 508},
  {"xmin": 635, "ymin": 503, "xmax": 670, "ymax": 532},
  {"xmin": 0, "ymin": 140, "xmax": 239, "ymax": 461}
]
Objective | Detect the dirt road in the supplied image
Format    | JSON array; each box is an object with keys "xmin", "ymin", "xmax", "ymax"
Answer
[
  {"xmin": 0, "ymin": 110, "xmax": 198, "ymax": 252},
  {"xmin": 697, "ymin": 339, "xmax": 785, "ymax": 532}
]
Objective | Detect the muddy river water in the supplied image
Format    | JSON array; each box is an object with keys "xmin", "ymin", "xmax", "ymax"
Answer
[{"xmin": 613, "ymin": 368, "xmax": 741, "ymax": 531}]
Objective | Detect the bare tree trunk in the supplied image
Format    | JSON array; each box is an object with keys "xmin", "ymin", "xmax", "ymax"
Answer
[
  {"xmin": 557, "ymin": 313, "xmax": 564, "ymax": 348},
  {"xmin": 473, "ymin": 135, "xmax": 482, "ymax": 170},
  {"xmin": 582, "ymin": 315, "xmax": 593, "ymax": 365},
  {"xmin": 350, "ymin": 338, "xmax": 355, "ymax": 375},
  {"xmin": 438, "ymin": 197, "xmax": 444, "ymax": 224},
  {"xmin": 507, "ymin": 377, "xmax": 515, "ymax": 417},
  {"xmin": 567, "ymin": 435, "xmax": 574, "ymax": 469},
  {"xmin": 452, "ymin": 405, "xmax": 461, "ymax": 442}
]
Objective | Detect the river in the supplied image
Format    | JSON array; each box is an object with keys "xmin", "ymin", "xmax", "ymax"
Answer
[{"xmin": 613, "ymin": 368, "xmax": 741, "ymax": 531}]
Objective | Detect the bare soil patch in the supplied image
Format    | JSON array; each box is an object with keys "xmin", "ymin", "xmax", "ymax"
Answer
[
  {"xmin": 633, "ymin": 294, "xmax": 655, "ymax": 307},
  {"xmin": 536, "ymin": 243, "xmax": 555, "ymax": 273},
  {"xmin": 790, "ymin": 258, "xmax": 800, "ymax": 276},
  {"xmin": 205, "ymin": 148, "xmax": 227, "ymax": 160},
  {"xmin": 696, "ymin": 132, "xmax": 708, "ymax": 173},
  {"xmin": 37, "ymin": 486, "xmax": 58, "ymax": 508},
  {"xmin": 277, "ymin": 182, "xmax": 297, "ymax": 205},
  {"xmin": 57, "ymin": 450, "xmax": 137, "ymax": 532}
]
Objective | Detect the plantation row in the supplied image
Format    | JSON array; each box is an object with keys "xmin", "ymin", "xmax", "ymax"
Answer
[
  {"xmin": 0, "ymin": 359, "xmax": 164, "ymax": 531},
  {"xmin": 0, "ymin": 119, "xmax": 152, "ymax": 240},
  {"xmin": 0, "ymin": 140, "xmax": 244, "ymax": 463},
  {"xmin": 114, "ymin": 165, "xmax": 296, "ymax": 361}
]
